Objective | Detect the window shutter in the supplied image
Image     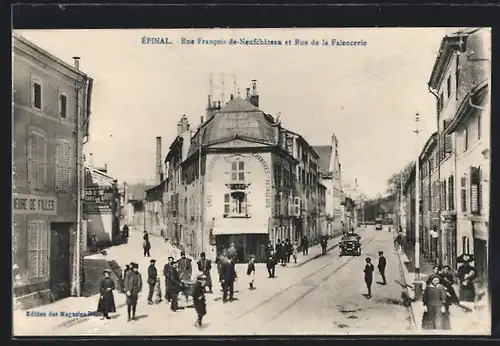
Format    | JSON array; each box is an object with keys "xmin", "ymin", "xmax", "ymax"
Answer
[
  {"xmin": 224, "ymin": 193, "xmax": 230, "ymax": 214},
  {"xmin": 27, "ymin": 222, "xmax": 38, "ymax": 277},
  {"xmin": 445, "ymin": 134, "xmax": 453, "ymax": 153},
  {"xmin": 470, "ymin": 166, "xmax": 479, "ymax": 214},
  {"xmin": 38, "ymin": 221, "xmax": 48, "ymax": 277},
  {"xmin": 28, "ymin": 135, "xmax": 39, "ymax": 189},
  {"xmin": 478, "ymin": 168, "xmax": 483, "ymax": 213},
  {"xmin": 38, "ymin": 135, "xmax": 46, "ymax": 190}
]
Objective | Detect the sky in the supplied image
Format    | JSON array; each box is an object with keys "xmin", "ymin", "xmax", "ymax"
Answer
[{"xmin": 15, "ymin": 28, "xmax": 453, "ymax": 199}]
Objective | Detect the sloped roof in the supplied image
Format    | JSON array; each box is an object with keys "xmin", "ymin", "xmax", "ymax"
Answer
[
  {"xmin": 188, "ymin": 97, "xmax": 276, "ymax": 156},
  {"xmin": 312, "ymin": 145, "xmax": 332, "ymax": 173}
]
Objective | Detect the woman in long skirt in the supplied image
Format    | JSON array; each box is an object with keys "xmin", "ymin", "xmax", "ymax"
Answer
[
  {"xmin": 97, "ymin": 269, "xmax": 116, "ymax": 320},
  {"xmin": 422, "ymin": 274, "xmax": 447, "ymax": 330}
]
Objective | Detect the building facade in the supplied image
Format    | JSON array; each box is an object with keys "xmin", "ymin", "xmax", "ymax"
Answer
[
  {"xmin": 12, "ymin": 34, "xmax": 93, "ymax": 307},
  {"xmin": 162, "ymin": 82, "xmax": 324, "ymax": 262}
]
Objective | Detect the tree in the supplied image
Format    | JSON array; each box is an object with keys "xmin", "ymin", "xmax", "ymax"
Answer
[{"xmin": 386, "ymin": 162, "xmax": 414, "ymax": 195}]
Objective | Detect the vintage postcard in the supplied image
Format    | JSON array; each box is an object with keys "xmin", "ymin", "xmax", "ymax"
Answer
[{"xmin": 12, "ymin": 27, "xmax": 491, "ymax": 336}]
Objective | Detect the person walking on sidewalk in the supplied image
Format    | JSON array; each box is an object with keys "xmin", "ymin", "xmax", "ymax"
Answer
[
  {"xmin": 301, "ymin": 235, "xmax": 309, "ymax": 256},
  {"xmin": 275, "ymin": 239, "xmax": 283, "ymax": 265},
  {"xmin": 143, "ymin": 231, "xmax": 151, "ymax": 257},
  {"xmin": 440, "ymin": 265, "xmax": 459, "ymax": 306},
  {"xmin": 97, "ymin": 269, "xmax": 116, "ymax": 320},
  {"xmin": 422, "ymin": 274, "xmax": 448, "ymax": 330},
  {"xmin": 377, "ymin": 251, "xmax": 387, "ymax": 285},
  {"xmin": 266, "ymin": 250, "xmax": 277, "ymax": 278},
  {"xmin": 247, "ymin": 255, "xmax": 256, "ymax": 290},
  {"xmin": 320, "ymin": 236, "xmax": 328, "ymax": 255},
  {"xmin": 292, "ymin": 241, "xmax": 299, "ymax": 264},
  {"xmin": 167, "ymin": 261, "xmax": 184, "ymax": 312},
  {"xmin": 197, "ymin": 252, "xmax": 213, "ymax": 294},
  {"xmin": 147, "ymin": 259, "xmax": 158, "ymax": 305},
  {"xmin": 124, "ymin": 262, "xmax": 143, "ymax": 322},
  {"xmin": 163, "ymin": 256, "xmax": 175, "ymax": 302},
  {"xmin": 91, "ymin": 234, "xmax": 99, "ymax": 253},
  {"xmin": 178, "ymin": 251, "xmax": 193, "ymax": 282},
  {"xmin": 364, "ymin": 257, "xmax": 374, "ymax": 299},
  {"xmin": 285, "ymin": 239, "xmax": 293, "ymax": 264},
  {"xmin": 457, "ymin": 257, "xmax": 477, "ymax": 303},
  {"xmin": 280, "ymin": 240, "xmax": 287, "ymax": 266},
  {"xmin": 192, "ymin": 275, "xmax": 207, "ymax": 327}
]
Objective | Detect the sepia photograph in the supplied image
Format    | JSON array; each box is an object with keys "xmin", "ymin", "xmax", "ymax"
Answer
[{"xmin": 11, "ymin": 27, "xmax": 491, "ymax": 336}]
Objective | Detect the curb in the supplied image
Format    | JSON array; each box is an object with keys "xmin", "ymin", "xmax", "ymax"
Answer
[{"xmin": 396, "ymin": 249, "xmax": 418, "ymax": 330}]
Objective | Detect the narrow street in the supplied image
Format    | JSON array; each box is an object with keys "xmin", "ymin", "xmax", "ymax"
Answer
[{"xmin": 23, "ymin": 227, "xmax": 411, "ymax": 336}]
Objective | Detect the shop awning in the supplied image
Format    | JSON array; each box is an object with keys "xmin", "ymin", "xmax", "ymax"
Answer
[{"xmin": 212, "ymin": 217, "xmax": 268, "ymax": 235}]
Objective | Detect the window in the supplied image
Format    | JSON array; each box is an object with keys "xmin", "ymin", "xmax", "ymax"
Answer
[
  {"xmin": 470, "ymin": 166, "xmax": 481, "ymax": 215},
  {"xmin": 32, "ymin": 79, "xmax": 42, "ymax": 110},
  {"xmin": 55, "ymin": 139, "xmax": 72, "ymax": 191},
  {"xmin": 231, "ymin": 160, "xmax": 245, "ymax": 182},
  {"xmin": 441, "ymin": 180, "xmax": 447, "ymax": 211},
  {"xmin": 447, "ymin": 75, "xmax": 452, "ymax": 98},
  {"xmin": 461, "ymin": 177, "xmax": 467, "ymax": 212},
  {"xmin": 28, "ymin": 131, "xmax": 47, "ymax": 190},
  {"xmin": 448, "ymin": 175, "xmax": 454, "ymax": 210},
  {"xmin": 59, "ymin": 91, "xmax": 68, "ymax": 118},
  {"xmin": 464, "ymin": 128, "xmax": 468, "ymax": 151},
  {"xmin": 224, "ymin": 191, "xmax": 248, "ymax": 217},
  {"xmin": 27, "ymin": 221, "xmax": 49, "ymax": 279}
]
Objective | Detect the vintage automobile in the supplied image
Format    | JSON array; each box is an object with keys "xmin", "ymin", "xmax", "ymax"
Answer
[{"xmin": 339, "ymin": 235, "xmax": 361, "ymax": 256}]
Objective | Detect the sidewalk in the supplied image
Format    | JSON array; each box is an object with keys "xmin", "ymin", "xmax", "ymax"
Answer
[{"xmin": 397, "ymin": 241, "xmax": 490, "ymax": 334}]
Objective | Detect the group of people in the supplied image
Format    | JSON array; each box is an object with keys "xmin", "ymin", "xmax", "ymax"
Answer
[
  {"xmin": 362, "ymin": 251, "xmax": 387, "ymax": 299},
  {"xmin": 421, "ymin": 259, "xmax": 478, "ymax": 330}
]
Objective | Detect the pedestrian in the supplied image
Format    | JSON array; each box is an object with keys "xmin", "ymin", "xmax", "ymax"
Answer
[
  {"xmin": 197, "ymin": 252, "xmax": 213, "ymax": 293},
  {"xmin": 280, "ymin": 240, "xmax": 287, "ymax": 266},
  {"xmin": 301, "ymin": 236, "xmax": 309, "ymax": 256},
  {"xmin": 143, "ymin": 231, "xmax": 151, "ymax": 257},
  {"xmin": 426, "ymin": 265, "xmax": 442, "ymax": 285},
  {"xmin": 266, "ymin": 250, "xmax": 277, "ymax": 278},
  {"xmin": 422, "ymin": 274, "xmax": 448, "ymax": 330},
  {"xmin": 364, "ymin": 257, "xmax": 374, "ymax": 298},
  {"xmin": 92, "ymin": 234, "xmax": 98, "ymax": 253},
  {"xmin": 217, "ymin": 250, "xmax": 229, "ymax": 292},
  {"xmin": 275, "ymin": 239, "xmax": 283, "ymax": 265},
  {"xmin": 153, "ymin": 276, "xmax": 162, "ymax": 304},
  {"xmin": 120, "ymin": 264, "xmax": 131, "ymax": 293},
  {"xmin": 221, "ymin": 255, "xmax": 237, "ymax": 303},
  {"xmin": 192, "ymin": 274, "xmax": 207, "ymax": 327},
  {"xmin": 163, "ymin": 256, "xmax": 174, "ymax": 302},
  {"xmin": 394, "ymin": 232, "xmax": 402, "ymax": 252},
  {"xmin": 122, "ymin": 225, "xmax": 129, "ymax": 242},
  {"xmin": 124, "ymin": 262, "xmax": 142, "ymax": 322},
  {"xmin": 147, "ymin": 259, "xmax": 158, "ymax": 305},
  {"xmin": 457, "ymin": 257, "xmax": 477, "ymax": 303},
  {"xmin": 292, "ymin": 241, "xmax": 299, "ymax": 264},
  {"xmin": 266, "ymin": 241, "xmax": 274, "ymax": 258},
  {"xmin": 97, "ymin": 269, "xmax": 116, "ymax": 320},
  {"xmin": 285, "ymin": 239, "xmax": 293, "ymax": 263},
  {"xmin": 178, "ymin": 251, "xmax": 193, "ymax": 282},
  {"xmin": 247, "ymin": 254, "xmax": 256, "ymax": 290},
  {"xmin": 377, "ymin": 251, "xmax": 387, "ymax": 285},
  {"xmin": 167, "ymin": 260, "xmax": 184, "ymax": 312},
  {"xmin": 320, "ymin": 236, "xmax": 328, "ymax": 255},
  {"xmin": 440, "ymin": 265, "xmax": 459, "ymax": 306},
  {"xmin": 227, "ymin": 243, "xmax": 237, "ymax": 263}
]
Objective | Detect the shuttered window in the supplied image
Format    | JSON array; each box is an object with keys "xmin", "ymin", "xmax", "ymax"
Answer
[
  {"xmin": 441, "ymin": 180, "xmax": 447, "ymax": 211},
  {"xmin": 448, "ymin": 175, "xmax": 454, "ymax": 210},
  {"xmin": 461, "ymin": 177, "xmax": 467, "ymax": 212},
  {"xmin": 28, "ymin": 131, "xmax": 47, "ymax": 190},
  {"xmin": 470, "ymin": 166, "xmax": 480, "ymax": 214},
  {"xmin": 27, "ymin": 221, "xmax": 49, "ymax": 279},
  {"xmin": 32, "ymin": 80, "xmax": 42, "ymax": 110},
  {"xmin": 55, "ymin": 139, "xmax": 72, "ymax": 191}
]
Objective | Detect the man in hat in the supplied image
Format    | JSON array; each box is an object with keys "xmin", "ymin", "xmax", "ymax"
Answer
[
  {"xmin": 177, "ymin": 251, "xmax": 192, "ymax": 282},
  {"xmin": 147, "ymin": 259, "xmax": 158, "ymax": 305},
  {"xmin": 377, "ymin": 251, "xmax": 387, "ymax": 285},
  {"xmin": 221, "ymin": 254, "xmax": 237, "ymax": 303},
  {"xmin": 167, "ymin": 260, "xmax": 184, "ymax": 312},
  {"xmin": 192, "ymin": 274, "xmax": 207, "ymax": 327},
  {"xmin": 197, "ymin": 252, "xmax": 213, "ymax": 293},
  {"xmin": 124, "ymin": 262, "xmax": 143, "ymax": 322},
  {"xmin": 163, "ymin": 256, "xmax": 175, "ymax": 302}
]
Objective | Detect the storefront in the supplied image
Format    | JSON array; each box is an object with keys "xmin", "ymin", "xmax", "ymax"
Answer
[{"xmin": 472, "ymin": 219, "xmax": 488, "ymax": 288}]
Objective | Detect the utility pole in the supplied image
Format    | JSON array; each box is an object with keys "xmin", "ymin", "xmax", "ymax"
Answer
[{"xmin": 414, "ymin": 113, "xmax": 421, "ymax": 280}]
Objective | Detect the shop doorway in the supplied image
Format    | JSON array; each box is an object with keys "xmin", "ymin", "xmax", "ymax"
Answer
[{"xmin": 50, "ymin": 222, "xmax": 72, "ymax": 301}]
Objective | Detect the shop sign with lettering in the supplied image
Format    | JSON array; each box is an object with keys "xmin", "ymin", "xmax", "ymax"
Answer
[{"xmin": 13, "ymin": 194, "xmax": 57, "ymax": 215}]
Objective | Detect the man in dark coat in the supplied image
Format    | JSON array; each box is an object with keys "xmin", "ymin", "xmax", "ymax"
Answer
[
  {"xmin": 266, "ymin": 250, "xmax": 277, "ymax": 278},
  {"xmin": 275, "ymin": 239, "xmax": 283, "ymax": 265},
  {"xmin": 285, "ymin": 239, "xmax": 293, "ymax": 263},
  {"xmin": 217, "ymin": 250, "xmax": 229, "ymax": 292},
  {"xmin": 97, "ymin": 269, "xmax": 116, "ymax": 320},
  {"xmin": 163, "ymin": 256, "xmax": 174, "ymax": 302},
  {"xmin": 364, "ymin": 257, "xmax": 374, "ymax": 298},
  {"xmin": 124, "ymin": 262, "xmax": 143, "ymax": 322},
  {"xmin": 197, "ymin": 252, "xmax": 213, "ymax": 293},
  {"xmin": 320, "ymin": 236, "xmax": 328, "ymax": 255},
  {"xmin": 301, "ymin": 236, "xmax": 309, "ymax": 255},
  {"xmin": 147, "ymin": 259, "xmax": 158, "ymax": 304},
  {"xmin": 192, "ymin": 275, "xmax": 207, "ymax": 327},
  {"xmin": 221, "ymin": 257, "xmax": 237, "ymax": 303},
  {"xmin": 167, "ymin": 260, "xmax": 184, "ymax": 312},
  {"xmin": 457, "ymin": 259, "xmax": 477, "ymax": 302},
  {"xmin": 143, "ymin": 231, "xmax": 151, "ymax": 257},
  {"xmin": 177, "ymin": 251, "xmax": 192, "ymax": 282},
  {"xmin": 377, "ymin": 251, "xmax": 387, "ymax": 285}
]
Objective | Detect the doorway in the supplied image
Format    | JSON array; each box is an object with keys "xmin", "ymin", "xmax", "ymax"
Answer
[{"xmin": 50, "ymin": 222, "xmax": 72, "ymax": 301}]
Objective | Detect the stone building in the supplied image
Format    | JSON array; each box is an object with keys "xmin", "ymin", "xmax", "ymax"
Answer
[
  {"xmin": 163, "ymin": 81, "xmax": 324, "ymax": 262},
  {"xmin": 12, "ymin": 34, "xmax": 93, "ymax": 307}
]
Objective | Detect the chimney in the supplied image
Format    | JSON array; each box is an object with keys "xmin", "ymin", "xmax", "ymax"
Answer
[
  {"xmin": 72, "ymin": 56, "xmax": 80, "ymax": 70},
  {"xmin": 156, "ymin": 136, "xmax": 162, "ymax": 183},
  {"xmin": 104, "ymin": 164, "xmax": 108, "ymax": 172},
  {"xmin": 177, "ymin": 121, "xmax": 183, "ymax": 136},
  {"xmin": 207, "ymin": 95, "xmax": 212, "ymax": 107},
  {"xmin": 89, "ymin": 153, "xmax": 94, "ymax": 168},
  {"xmin": 200, "ymin": 116, "xmax": 204, "ymax": 124},
  {"xmin": 249, "ymin": 80, "xmax": 259, "ymax": 107},
  {"xmin": 230, "ymin": 94, "xmax": 234, "ymax": 100},
  {"xmin": 246, "ymin": 88, "xmax": 251, "ymax": 100},
  {"xmin": 217, "ymin": 101, "xmax": 221, "ymax": 108}
]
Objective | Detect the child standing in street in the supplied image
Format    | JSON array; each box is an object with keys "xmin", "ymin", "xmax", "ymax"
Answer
[
  {"xmin": 192, "ymin": 275, "xmax": 207, "ymax": 327},
  {"xmin": 247, "ymin": 255, "xmax": 256, "ymax": 290}
]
